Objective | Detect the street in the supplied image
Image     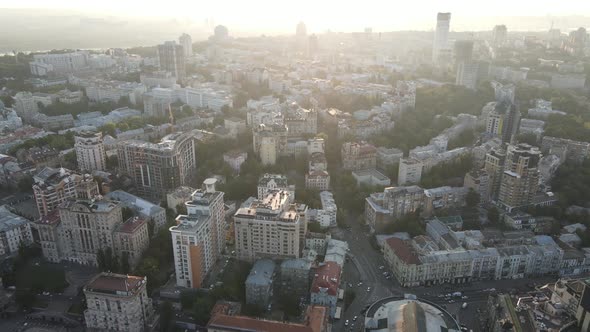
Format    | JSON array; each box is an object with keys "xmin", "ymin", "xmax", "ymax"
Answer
[{"xmin": 331, "ymin": 215, "xmax": 559, "ymax": 332}]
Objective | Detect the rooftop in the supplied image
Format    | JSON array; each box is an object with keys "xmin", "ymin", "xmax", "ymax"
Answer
[
  {"xmin": 386, "ymin": 238, "xmax": 421, "ymax": 265},
  {"xmin": 311, "ymin": 261, "xmax": 341, "ymax": 296},
  {"xmin": 207, "ymin": 305, "xmax": 327, "ymax": 332},
  {"xmin": 85, "ymin": 273, "xmax": 146, "ymax": 296},
  {"xmin": 0, "ymin": 206, "xmax": 30, "ymax": 232},
  {"xmin": 116, "ymin": 217, "xmax": 147, "ymax": 234},
  {"xmin": 246, "ymin": 259, "xmax": 276, "ymax": 287}
]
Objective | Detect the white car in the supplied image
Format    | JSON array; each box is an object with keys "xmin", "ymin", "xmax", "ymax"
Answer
[{"xmin": 344, "ymin": 320, "xmax": 349, "ymax": 326}]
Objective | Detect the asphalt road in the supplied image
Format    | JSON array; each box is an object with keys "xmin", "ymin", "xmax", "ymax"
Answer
[{"xmin": 330, "ymin": 215, "xmax": 559, "ymax": 332}]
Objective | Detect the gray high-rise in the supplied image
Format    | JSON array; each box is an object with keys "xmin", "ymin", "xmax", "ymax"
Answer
[{"xmin": 157, "ymin": 41, "xmax": 186, "ymax": 81}]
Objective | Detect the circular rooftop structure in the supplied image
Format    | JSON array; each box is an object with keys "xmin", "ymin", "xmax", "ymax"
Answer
[{"xmin": 364, "ymin": 296, "xmax": 460, "ymax": 332}]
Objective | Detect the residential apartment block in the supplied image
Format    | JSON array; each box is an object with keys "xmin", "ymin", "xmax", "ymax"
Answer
[
  {"xmin": 341, "ymin": 141, "xmax": 377, "ymax": 171},
  {"xmin": 54, "ymin": 199, "xmax": 149, "ymax": 267},
  {"xmin": 245, "ymin": 259, "xmax": 276, "ymax": 308},
  {"xmin": 383, "ymin": 220, "xmax": 565, "ymax": 287},
  {"xmin": 398, "ymin": 157, "xmax": 423, "ymax": 185},
  {"xmin": 234, "ymin": 190, "xmax": 302, "ymax": 261},
  {"xmin": 33, "ymin": 167, "xmax": 80, "ymax": 217},
  {"xmin": 83, "ymin": 273, "xmax": 153, "ymax": 332},
  {"xmin": 170, "ymin": 179, "xmax": 225, "ymax": 289},
  {"xmin": 117, "ymin": 132, "xmax": 197, "ymax": 200},
  {"xmin": 75, "ymin": 131, "xmax": 107, "ymax": 172},
  {"xmin": 0, "ymin": 206, "xmax": 33, "ymax": 256}
]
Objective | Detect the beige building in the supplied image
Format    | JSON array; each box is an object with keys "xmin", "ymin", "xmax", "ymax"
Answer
[
  {"xmin": 364, "ymin": 186, "xmax": 425, "ymax": 232},
  {"xmin": 117, "ymin": 132, "xmax": 197, "ymax": 200},
  {"xmin": 464, "ymin": 169, "xmax": 491, "ymax": 203},
  {"xmin": 253, "ymin": 124, "xmax": 288, "ymax": 166},
  {"xmin": 75, "ymin": 131, "xmax": 107, "ymax": 172},
  {"xmin": 170, "ymin": 179, "xmax": 225, "ymax": 288},
  {"xmin": 84, "ymin": 273, "xmax": 153, "ymax": 332},
  {"xmin": 498, "ymin": 143, "xmax": 541, "ymax": 211},
  {"xmin": 234, "ymin": 190, "xmax": 302, "ymax": 261},
  {"xmin": 341, "ymin": 141, "xmax": 377, "ymax": 171},
  {"xmin": 113, "ymin": 217, "xmax": 150, "ymax": 268},
  {"xmin": 33, "ymin": 167, "xmax": 80, "ymax": 217},
  {"xmin": 45, "ymin": 198, "xmax": 149, "ymax": 267},
  {"xmin": 58, "ymin": 199, "xmax": 121, "ymax": 265}
]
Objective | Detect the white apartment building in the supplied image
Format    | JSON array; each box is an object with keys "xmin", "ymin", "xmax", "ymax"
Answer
[
  {"xmin": 0, "ymin": 206, "xmax": 33, "ymax": 256},
  {"xmin": 170, "ymin": 179, "xmax": 225, "ymax": 288},
  {"xmin": 316, "ymin": 191, "xmax": 337, "ymax": 228},
  {"xmin": 30, "ymin": 52, "xmax": 88, "ymax": 74},
  {"xmin": 13, "ymin": 91, "xmax": 38, "ymax": 122},
  {"xmin": 398, "ymin": 158, "xmax": 423, "ymax": 185},
  {"xmin": 234, "ymin": 190, "xmax": 302, "ymax": 261},
  {"xmin": 75, "ymin": 131, "xmax": 107, "ymax": 172},
  {"xmin": 179, "ymin": 33, "xmax": 193, "ymax": 58},
  {"xmin": 83, "ymin": 273, "xmax": 153, "ymax": 332}
]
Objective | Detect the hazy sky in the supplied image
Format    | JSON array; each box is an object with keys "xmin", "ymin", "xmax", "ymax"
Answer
[{"xmin": 2, "ymin": 0, "xmax": 590, "ymax": 32}]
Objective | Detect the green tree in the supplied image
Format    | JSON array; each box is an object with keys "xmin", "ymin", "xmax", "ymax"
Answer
[
  {"xmin": 159, "ymin": 301, "xmax": 174, "ymax": 332},
  {"xmin": 122, "ymin": 207, "xmax": 135, "ymax": 221},
  {"xmin": 17, "ymin": 176, "xmax": 34, "ymax": 192},
  {"xmin": 120, "ymin": 252, "xmax": 130, "ymax": 274},
  {"xmin": 465, "ymin": 189, "xmax": 480, "ymax": 208},
  {"xmin": 487, "ymin": 207, "xmax": 500, "ymax": 225}
]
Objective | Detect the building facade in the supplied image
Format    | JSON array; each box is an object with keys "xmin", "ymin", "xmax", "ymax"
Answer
[
  {"xmin": 341, "ymin": 141, "xmax": 377, "ymax": 171},
  {"xmin": 157, "ymin": 41, "xmax": 185, "ymax": 81},
  {"xmin": 75, "ymin": 131, "xmax": 107, "ymax": 172},
  {"xmin": 234, "ymin": 190, "xmax": 301, "ymax": 261},
  {"xmin": 170, "ymin": 179, "xmax": 225, "ymax": 288},
  {"xmin": 83, "ymin": 273, "xmax": 153, "ymax": 332},
  {"xmin": 117, "ymin": 132, "xmax": 197, "ymax": 200},
  {"xmin": 33, "ymin": 167, "xmax": 80, "ymax": 218}
]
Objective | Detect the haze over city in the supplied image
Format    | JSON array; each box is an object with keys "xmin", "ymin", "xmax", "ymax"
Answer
[
  {"xmin": 2, "ymin": 2, "xmax": 590, "ymax": 332},
  {"xmin": 2, "ymin": 1, "xmax": 590, "ymax": 52}
]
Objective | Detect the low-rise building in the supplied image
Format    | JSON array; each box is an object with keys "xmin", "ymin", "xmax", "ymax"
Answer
[
  {"xmin": 310, "ymin": 261, "xmax": 341, "ymax": 318},
  {"xmin": 376, "ymin": 147, "xmax": 404, "ymax": 169},
  {"xmin": 0, "ymin": 206, "xmax": 33, "ymax": 256},
  {"xmin": 352, "ymin": 168, "xmax": 391, "ymax": 187},
  {"xmin": 245, "ymin": 259, "xmax": 276, "ymax": 308},
  {"xmin": 279, "ymin": 259, "xmax": 312, "ymax": 297},
  {"xmin": 83, "ymin": 273, "xmax": 153, "ymax": 332},
  {"xmin": 106, "ymin": 190, "xmax": 167, "ymax": 232},
  {"xmin": 341, "ymin": 141, "xmax": 377, "ymax": 171},
  {"xmin": 207, "ymin": 304, "xmax": 329, "ymax": 332},
  {"xmin": 365, "ymin": 186, "xmax": 425, "ymax": 232},
  {"xmin": 305, "ymin": 170, "xmax": 330, "ymax": 191},
  {"xmin": 166, "ymin": 186, "xmax": 196, "ymax": 213}
]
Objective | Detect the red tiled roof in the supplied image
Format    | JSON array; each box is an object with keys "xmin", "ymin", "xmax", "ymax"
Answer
[
  {"xmin": 38, "ymin": 209, "xmax": 60, "ymax": 225},
  {"xmin": 386, "ymin": 237, "xmax": 421, "ymax": 265},
  {"xmin": 311, "ymin": 261, "xmax": 341, "ymax": 296},
  {"xmin": 86, "ymin": 273, "xmax": 145, "ymax": 294},
  {"xmin": 118, "ymin": 217, "xmax": 147, "ymax": 233},
  {"xmin": 207, "ymin": 305, "xmax": 327, "ymax": 332}
]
